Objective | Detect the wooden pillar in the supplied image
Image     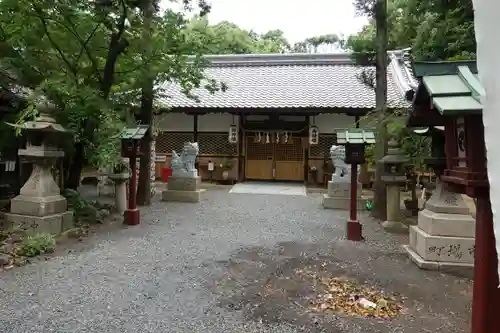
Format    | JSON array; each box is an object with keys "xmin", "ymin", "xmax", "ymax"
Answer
[
  {"xmin": 193, "ymin": 114, "xmax": 199, "ymax": 170},
  {"xmin": 470, "ymin": 117, "xmax": 500, "ymax": 333},
  {"xmin": 304, "ymin": 115, "xmax": 310, "ymax": 184},
  {"xmin": 238, "ymin": 114, "xmax": 244, "ymax": 182},
  {"xmin": 471, "ymin": 192, "xmax": 500, "ymax": 333},
  {"xmin": 125, "ymin": 142, "xmax": 140, "ymax": 225},
  {"xmin": 193, "ymin": 114, "xmax": 198, "ymax": 142}
]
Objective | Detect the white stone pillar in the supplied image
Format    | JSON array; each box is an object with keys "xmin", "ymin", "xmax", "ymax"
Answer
[
  {"xmin": 114, "ymin": 179, "xmax": 128, "ymax": 214},
  {"xmin": 382, "ymin": 184, "xmax": 407, "ymax": 232}
]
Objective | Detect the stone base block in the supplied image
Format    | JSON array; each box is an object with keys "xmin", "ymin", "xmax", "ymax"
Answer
[
  {"xmin": 161, "ymin": 189, "xmax": 205, "ymax": 203},
  {"xmin": 3, "ymin": 211, "xmax": 73, "ymax": 235},
  {"xmin": 323, "ymin": 194, "xmax": 366, "ymax": 210},
  {"xmin": 408, "ymin": 225, "xmax": 475, "ymax": 264},
  {"xmin": 327, "ymin": 181, "xmax": 362, "ymax": 198},
  {"xmin": 167, "ymin": 176, "xmax": 201, "ymax": 192},
  {"xmin": 418, "ymin": 208, "xmax": 475, "ymax": 237},
  {"xmin": 10, "ymin": 194, "xmax": 67, "ymax": 217},
  {"xmin": 382, "ymin": 220, "xmax": 408, "ymax": 233},
  {"xmin": 403, "ymin": 245, "xmax": 473, "ymax": 277}
]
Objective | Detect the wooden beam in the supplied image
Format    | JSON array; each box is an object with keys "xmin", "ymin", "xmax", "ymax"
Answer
[
  {"xmin": 193, "ymin": 114, "xmax": 198, "ymax": 142},
  {"xmin": 304, "ymin": 115, "xmax": 310, "ymax": 184}
]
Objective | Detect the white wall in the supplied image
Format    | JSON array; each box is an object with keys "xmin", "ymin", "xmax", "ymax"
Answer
[
  {"xmin": 314, "ymin": 114, "xmax": 374, "ymax": 133},
  {"xmin": 315, "ymin": 114, "xmax": 354, "ymax": 133},
  {"xmin": 198, "ymin": 114, "xmax": 238, "ymax": 132},
  {"xmin": 156, "ymin": 113, "xmax": 239, "ymax": 132},
  {"xmin": 156, "ymin": 113, "xmax": 193, "ymax": 132},
  {"xmin": 156, "ymin": 113, "xmax": 371, "ymax": 133}
]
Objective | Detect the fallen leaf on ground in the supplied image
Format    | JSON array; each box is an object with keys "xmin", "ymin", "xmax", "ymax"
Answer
[{"xmin": 296, "ymin": 270, "xmax": 404, "ymax": 319}]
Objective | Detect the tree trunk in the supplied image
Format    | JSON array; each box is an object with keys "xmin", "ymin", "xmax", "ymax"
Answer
[
  {"xmin": 63, "ymin": 20, "xmax": 129, "ymax": 191},
  {"xmin": 136, "ymin": 0, "xmax": 155, "ymax": 206},
  {"xmin": 371, "ymin": 0, "xmax": 389, "ymax": 221},
  {"xmin": 136, "ymin": 86, "xmax": 154, "ymax": 205},
  {"xmin": 65, "ymin": 142, "xmax": 85, "ymax": 190}
]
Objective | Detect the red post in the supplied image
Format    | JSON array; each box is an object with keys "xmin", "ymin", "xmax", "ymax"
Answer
[
  {"xmin": 346, "ymin": 163, "xmax": 362, "ymax": 241},
  {"xmin": 125, "ymin": 150, "xmax": 140, "ymax": 225},
  {"xmin": 471, "ymin": 193, "xmax": 500, "ymax": 333}
]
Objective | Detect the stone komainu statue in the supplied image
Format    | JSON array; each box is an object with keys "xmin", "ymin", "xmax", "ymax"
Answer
[
  {"xmin": 330, "ymin": 144, "xmax": 360, "ymax": 181},
  {"xmin": 330, "ymin": 144, "xmax": 349, "ymax": 178},
  {"xmin": 171, "ymin": 142, "xmax": 199, "ymax": 177}
]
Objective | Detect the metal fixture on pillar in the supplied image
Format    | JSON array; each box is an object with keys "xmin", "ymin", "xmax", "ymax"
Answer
[
  {"xmin": 309, "ymin": 117, "xmax": 319, "ymax": 145},
  {"xmin": 228, "ymin": 116, "xmax": 238, "ymax": 144}
]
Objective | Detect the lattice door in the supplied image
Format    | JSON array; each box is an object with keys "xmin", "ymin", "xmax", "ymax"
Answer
[
  {"xmin": 245, "ymin": 135, "xmax": 273, "ymax": 179},
  {"xmin": 274, "ymin": 137, "xmax": 304, "ymax": 181},
  {"xmin": 274, "ymin": 137, "xmax": 303, "ymax": 161},
  {"xmin": 246, "ymin": 138, "xmax": 273, "ymax": 160}
]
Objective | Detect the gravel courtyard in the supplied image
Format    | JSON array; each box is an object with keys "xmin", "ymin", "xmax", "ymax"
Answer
[{"xmin": 0, "ymin": 187, "xmax": 472, "ymax": 333}]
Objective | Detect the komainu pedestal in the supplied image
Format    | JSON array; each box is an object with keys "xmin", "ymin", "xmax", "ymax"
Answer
[
  {"xmin": 404, "ymin": 180, "xmax": 475, "ymax": 274},
  {"xmin": 322, "ymin": 145, "xmax": 365, "ymax": 210},
  {"xmin": 162, "ymin": 176, "xmax": 202, "ymax": 202},
  {"xmin": 323, "ymin": 178, "xmax": 365, "ymax": 210},
  {"xmin": 161, "ymin": 142, "xmax": 204, "ymax": 203}
]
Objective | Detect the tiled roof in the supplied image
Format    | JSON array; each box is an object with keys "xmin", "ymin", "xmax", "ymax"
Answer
[{"xmin": 156, "ymin": 51, "xmax": 415, "ymax": 110}]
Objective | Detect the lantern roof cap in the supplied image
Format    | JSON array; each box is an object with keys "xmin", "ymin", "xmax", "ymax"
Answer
[
  {"xmin": 119, "ymin": 125, "xmax": 150, "ymax": 140},
  {"xmin": 411, "ymin": 61, "xmax": 483, "ymax": 116},
  {"xmin": 335, "ymin": 128, "xmax": 376, "ymax": 144},
  {"xmin": 5, "ymin": 99, "xmax": 68, "ymax": 132}
]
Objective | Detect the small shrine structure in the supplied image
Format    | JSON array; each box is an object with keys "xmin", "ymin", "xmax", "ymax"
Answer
[
  {"xmin": 120, "ymin": 125, "xmax": 150, "ymax": 225},
  {"xmin": 405, "ymin": 60, "xmax": 498, "ymax": 333}
]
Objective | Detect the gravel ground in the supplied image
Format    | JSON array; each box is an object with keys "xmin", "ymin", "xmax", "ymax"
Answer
[{"xmin": 0, "ymin": 187, "xmax": 472, "ymax": 333}]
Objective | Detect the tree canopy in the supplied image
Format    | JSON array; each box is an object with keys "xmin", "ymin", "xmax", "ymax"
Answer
[{"xmin": 347, "ymin": 0, "xmax": 476, "ymax": 60}]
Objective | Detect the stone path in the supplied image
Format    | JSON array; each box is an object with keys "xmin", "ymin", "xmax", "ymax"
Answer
[{"xmin": 0, "ymin": 188, "xmax": 471, "ymax": 332}]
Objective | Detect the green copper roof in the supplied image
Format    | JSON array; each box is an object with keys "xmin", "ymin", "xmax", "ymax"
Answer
[
  {"xmin": 120, "ymin": 125, "xmax": 150, "ymax": 139},
  {"xmin": 413, "ymin": 61, "xmax": 483, "ymax": 116},
  {"xmin": 335, "ymin": 128, "xmax": 376, "ymax": 144}
]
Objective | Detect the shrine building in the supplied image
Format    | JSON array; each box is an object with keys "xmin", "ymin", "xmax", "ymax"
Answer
[{"xmin": 153, "ymin": 50, "xmax": 416, "ymax": 183}]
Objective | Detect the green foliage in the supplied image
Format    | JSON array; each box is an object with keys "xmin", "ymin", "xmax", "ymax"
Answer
[
  {"xmin": 62, "ymin": 188, "xmax": 99, "ymax": 224},
  {"xmin": 347, "ymin": 0, "xmax": 476, "ymax": 61},
  {"xmin": 19, "ymin": 233, "xmax": 56, "ymax": 257},
  {"xmin": 184, "ymin": 17, "xmax": 291, "ymax": 54},
  {"xmin": 292, "ymin": 34, "xmax": 340, "ymax": 53},
  {"xmin": 0, "ymin": 0, "xmax": 226, "ymax": 174},
  {"xmin": 387, "ymin": 121, "xmax": 431, "ymax": 172}
]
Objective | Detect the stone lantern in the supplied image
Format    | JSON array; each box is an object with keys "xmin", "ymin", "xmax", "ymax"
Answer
[
  {"xmin": 380, "ymin": 138, "xmax": 409, "ymax": 232},
  {"xmin": 3, "ymin": 100, "xmax": 73, "ymax": 235}
]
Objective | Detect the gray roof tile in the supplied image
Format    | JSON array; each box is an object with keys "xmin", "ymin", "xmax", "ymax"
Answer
[{"xmin": 156, "ymin": 52, "xmax": 414, "ymax": 110}]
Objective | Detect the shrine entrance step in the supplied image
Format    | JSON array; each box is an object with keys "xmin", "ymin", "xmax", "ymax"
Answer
[{"xmin": 228, "ymin": 182, "xmax": 306, "ymax": 196}]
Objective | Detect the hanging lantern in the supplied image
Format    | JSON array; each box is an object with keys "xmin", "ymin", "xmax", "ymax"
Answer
[
  {"xmin": 276, "ymin": 132, "xmax": 280, "ymax": 143},
  {"xmin": 283, "ymin": 132, "xmax": 289, "ymax": 143},
  {"xmin": 228, "ymin": 125, "xmax": 238, "ymax": 144},
  {"xmin": 254, "ymin": 132, "xmax": 261, "ymax": 143},
  {"xmin": 309, "ymin": 125, "xmax": 319, "ymax": 145},
  {"xmin": 265, "ymin": 132, "xmax": 270, "ymax": 144}
]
